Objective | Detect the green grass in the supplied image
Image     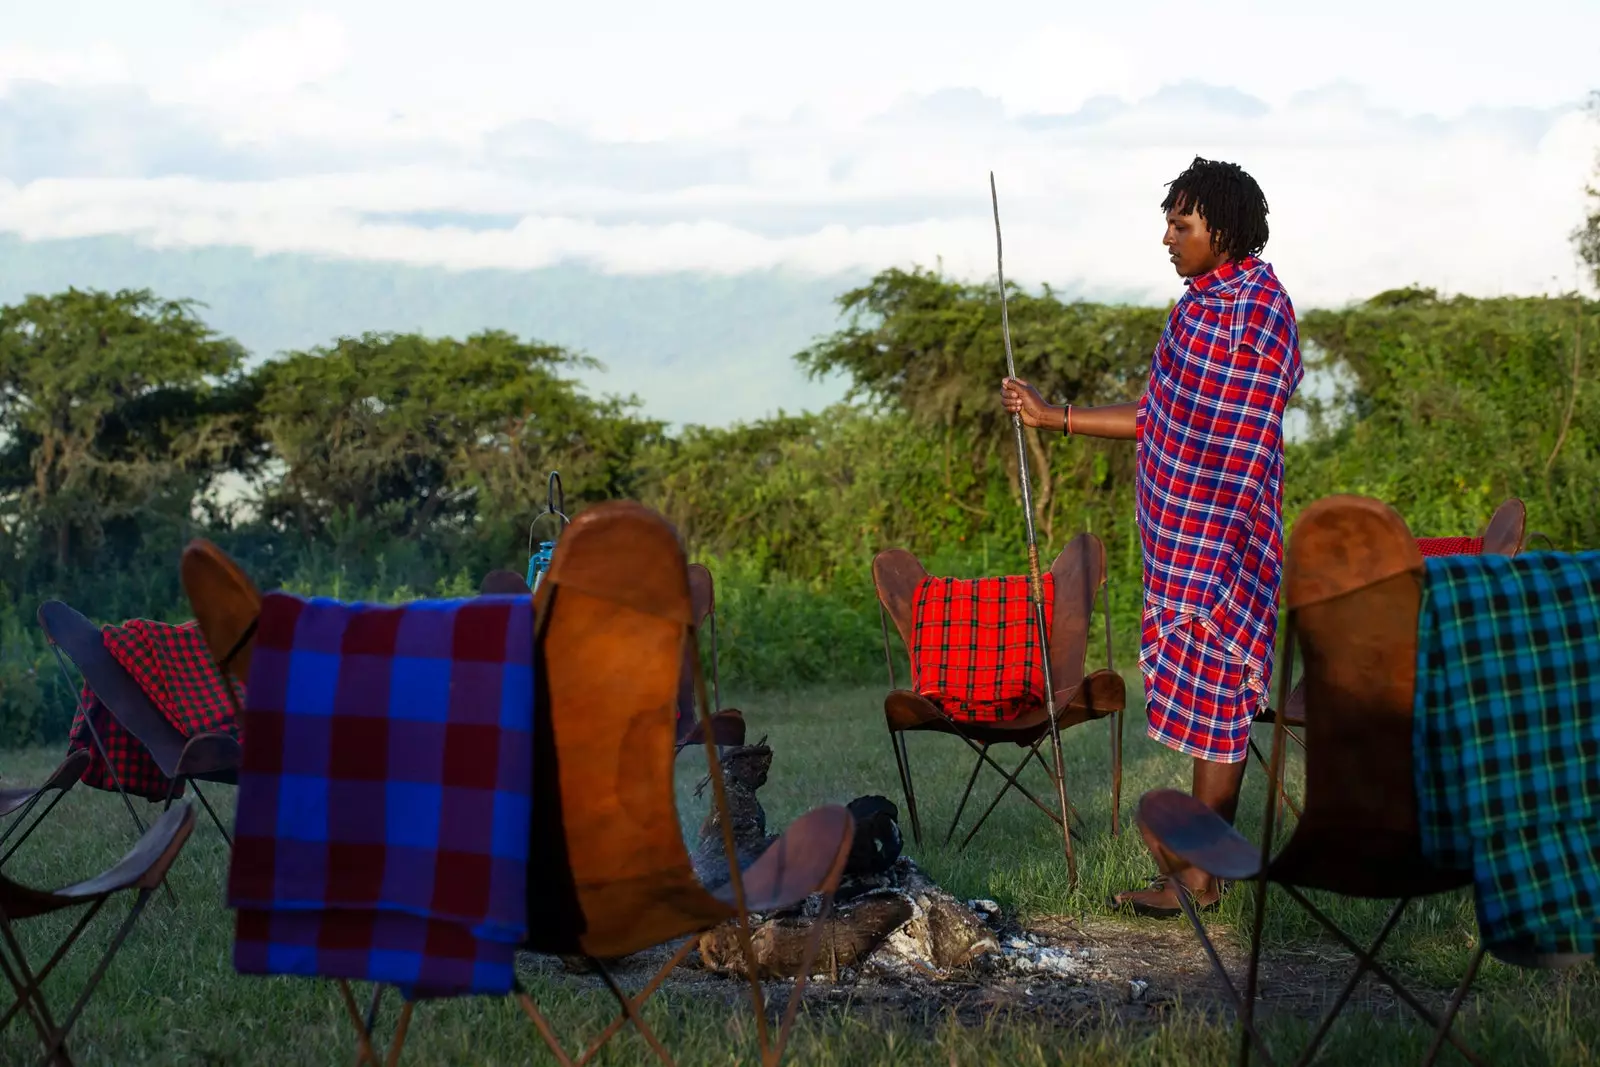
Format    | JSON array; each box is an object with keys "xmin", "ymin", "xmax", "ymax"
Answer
[{"xmin": 0, "ymin": 682, "xmax": 1593, "ymax": 1065}]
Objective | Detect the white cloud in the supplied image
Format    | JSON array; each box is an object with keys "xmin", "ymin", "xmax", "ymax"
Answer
[
  {"xmin": 1, "ymin": 3, "xmax": 1596, "ymax": 428},
  {"xmin": 183, "ymin": 12, "xmax": 349, "ymax": 99},
  {"xmin": 1, "ymin": 82, "xmax": 1595, "ymax": 307},
  {"xmin": 0, "ymin": 42, "xmax": 130, "ymax": 87}
]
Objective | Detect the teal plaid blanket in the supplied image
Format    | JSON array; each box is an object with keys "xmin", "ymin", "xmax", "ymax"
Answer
[{"xmin": 1413, "ymin": 551, "xmax": 1600, "ymax": 959}]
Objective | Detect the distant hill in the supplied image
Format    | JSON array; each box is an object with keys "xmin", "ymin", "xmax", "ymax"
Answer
[{"xmin": 0, "ymin": 234, "xmax": 867, "ymax": 427}]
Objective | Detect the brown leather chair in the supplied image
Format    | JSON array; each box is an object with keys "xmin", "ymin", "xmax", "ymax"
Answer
[
  {"xmin": 37, "ymin": 601, "xmax": 240, "ymax": 846},
  {"xmin": 1252, "ymin": 495, "xmax": 1529, "ymax": 817},
  {"xmin": 0, "ymin": 750, "xmax": 90, "ymax": 868},
  {"xmin": 673, "ymin": 563, "xmax": 746, "ymax": 751},
  {"xmin": 484, "ymin": 563, "xmax": 746, "ymax": 752},
  {"xmin": 183, "ymin": 502, "xmax": 853, "ymax": 1067},
  {"xmin": 0, "ymin": 802, "xmax": 195, "ymax": 1066},
  {"xmin": 1137, "ymin": 494, "xmax": 1587, "ymax": 1067},
  {"xmin": 873, "ymin": 532, "xmax": 1126, "ymax": 883}
]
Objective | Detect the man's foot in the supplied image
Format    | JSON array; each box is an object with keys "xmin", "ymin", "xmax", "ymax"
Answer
[{"xmin": 1106, "ymin": 875, "xmax": 1226, "ymax": 919}]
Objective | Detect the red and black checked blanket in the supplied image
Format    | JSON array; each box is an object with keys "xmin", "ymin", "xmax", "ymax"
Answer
[
  {"xmin": 1417, "ymin": 536, "xmax": 1485, "ymax": 558},
  {"xmin": 909, "ymin": 574, "xmax": 1055, "ymax": 723},
  {"xmin": 67, "ymin": 619, "xmax": 242, "ymax": 801}
]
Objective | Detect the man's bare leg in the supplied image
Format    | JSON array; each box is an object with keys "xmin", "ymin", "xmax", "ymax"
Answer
[{"xmin": 1110, "ymin": 755, "xmax": 1246, "ymax": 916}]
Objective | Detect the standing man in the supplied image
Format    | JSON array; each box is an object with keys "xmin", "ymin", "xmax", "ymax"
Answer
[{"xmin": 1000, "ymin": 156, "xmax": 1302, "ymax": 916}]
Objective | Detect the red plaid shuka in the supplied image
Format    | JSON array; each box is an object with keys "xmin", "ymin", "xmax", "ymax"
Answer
[
  {"xmin": 67, "ymin": 619, "xmax": 243, "ymax": 801},
  {"xmin": 1135, "ymin": 255, "xmax": 1302, "ymax": 763},
  {"xmin": 909, "ymin": 574, "xmax": 1055, "ymax": 723},
  {"xmin": 1418, "ymin": 536, "xmax": 1484, "ymax": 558}
]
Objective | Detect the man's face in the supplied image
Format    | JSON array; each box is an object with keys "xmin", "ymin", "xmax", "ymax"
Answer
[{"xmin": 1162, "ymin": 203, "xmax": 1227, "ymax": 278}]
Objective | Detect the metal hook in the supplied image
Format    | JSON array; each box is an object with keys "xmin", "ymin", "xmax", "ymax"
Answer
[{"xmin": 526, "ymin": 471, "xmax": 571, "ymax": 559}]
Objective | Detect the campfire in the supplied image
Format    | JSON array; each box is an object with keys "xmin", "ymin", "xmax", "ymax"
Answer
[{"xmin": 685, "ymin": 740, "xmax": 1096, "ymax": 986}]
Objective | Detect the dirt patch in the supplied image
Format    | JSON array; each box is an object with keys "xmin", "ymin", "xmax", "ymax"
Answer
[{"xmin": 520, "ymin": 908, "xmax": 1444, "ymax": 1037}]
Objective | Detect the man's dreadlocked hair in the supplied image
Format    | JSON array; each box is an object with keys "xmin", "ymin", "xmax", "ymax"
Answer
[{"xmin": 1160, "ymin": 156, "xmax": 1269, "ymax": 262}]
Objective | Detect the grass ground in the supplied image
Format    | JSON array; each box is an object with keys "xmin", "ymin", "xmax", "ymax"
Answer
[{"xmin": 0, "ymin": 680, "xmax": 1593, "ymax": 1065}]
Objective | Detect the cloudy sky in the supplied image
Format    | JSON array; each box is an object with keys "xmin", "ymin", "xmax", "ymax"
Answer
[{"xmin": 3, "ymin": 2, "xmax": 1599, "ymax": 421}]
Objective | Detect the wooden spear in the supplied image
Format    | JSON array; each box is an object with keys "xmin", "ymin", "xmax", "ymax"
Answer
[{"xmin": 990, "ymin": 171, "xmax": 1078, "ymax": 886}]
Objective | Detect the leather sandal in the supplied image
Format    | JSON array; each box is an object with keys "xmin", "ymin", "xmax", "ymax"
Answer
[{"xmin": 1106, "ymin": 875, "xmax": 1228, "ymax": 919}]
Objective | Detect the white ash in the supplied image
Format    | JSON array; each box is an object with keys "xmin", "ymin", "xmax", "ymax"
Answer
[{"xmin": 726, "ymin": 857, "xmax": 1092, "ymax": 985}]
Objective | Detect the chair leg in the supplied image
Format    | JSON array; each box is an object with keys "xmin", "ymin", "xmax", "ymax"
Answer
[
  {"xmin": 1110, "ymin": 707, "xmax": 1123, "ymax": 838},
  {"xmin": 0, "ymin": 928, "xmax": 62, "ymax": 1063},
  {"xmin": 0, "ymin": 788, "xmax": 71, "ymax": 868},
  {"xmin": 1281, "ymin": 887, "xmax": 1487, "ymax": 1067},
  {"xmin": 1170, "ymin": 882, "xmax": 1279, "ymax": 1067},
  {"xmin": 943, "ymin": 744, "xmax": 989, "ymax": 845},
  {"xmin": 0, "ymin": 900, "xmax": 108, "ymax": 1033},
  {"xmin": 588, "ymin": 958, "xmax": 676, "ymax": 1066},
  {"xmin": 1420, "ymin": 943, "xmax": 1488, "ymax": 1067},
  {"xmin": 1288, "ymin": 898, "xmax": 1412, "ymax": 1067},
  {"xmin": 515, "ymin": 984, "xmax": 580, "ymax": 1067},
  {"xmin": 188, "ymin": 781, "xmax": 233, "ymax": 847},
  {"xmin": 888, "ymin": 733, "xmax": 923, "ymax": 848},
  {"xmin": 33, "ymin": 893, "xmax": 153, "ymax": 1067},
  {"xmin": 0, "ymin": 793, "xmax": 44, "ymax": 851},
  {"xmin": 1248, "ymin": 735, "xmax": 1300, "ymax": 820},
  {"xmin": 337, "ymin": 980, "xmax": 382, "ymax": 1067},
  {"xmin": 564, "ymin": 940, "xmax": 700, "ymax": 1064},
  {"xmin": 956, "ymin": 742, "xmax": 1085, "ymax": 851},
  {"xmin": 383, "ymin": 1001, "xmax": 415, "ymax": 1067},
  {"xmin": 0, "ymin": 889, "xmax": 154, "ymax": 1067},
  {"xmin": 765, "ymin": 885, "xmax": 841, "ymax": 1067}
]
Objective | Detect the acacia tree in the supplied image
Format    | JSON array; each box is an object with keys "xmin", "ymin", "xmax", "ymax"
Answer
[
  {"xmin": 251, "ymin": 329, "xmax": 664, "ymax": 553},
  {"xmin": 0, "ymin": 288, "xmax": 252, "ymax": 572},
  {"xmin": 795, "ymin": 266, "xmax": 1165, "ymax": 544}
]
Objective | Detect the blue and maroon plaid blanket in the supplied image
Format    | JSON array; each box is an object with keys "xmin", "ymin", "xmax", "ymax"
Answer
[{"xmin": 226, "ymin": 592, "xmax": 535, "ymax": 997}]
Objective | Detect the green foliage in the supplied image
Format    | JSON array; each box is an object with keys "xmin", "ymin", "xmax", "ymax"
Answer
[
  {"xmin": 255, "ymin": 329, "xmax": 665, "ymax": 549},
  {"xmin": 0, "ymin": 287, "xmax": 250, "ymax": 575},
  {"xmin": 1295, "ymin": 291, "xmax": 1599, "ymax": 546},
  {"xmin": 0, "ymin": 268, "xmax": 1595, "ymax": 743}
]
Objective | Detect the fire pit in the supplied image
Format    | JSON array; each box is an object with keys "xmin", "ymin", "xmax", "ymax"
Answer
[{"xmin": 686, "ymin": 741, "xmax": 1091, "ymax": 985}]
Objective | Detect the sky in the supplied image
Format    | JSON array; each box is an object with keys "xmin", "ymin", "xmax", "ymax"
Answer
[{"xmin": 2, "ymin": 2, "xmax": 1599, "ymax": 421}]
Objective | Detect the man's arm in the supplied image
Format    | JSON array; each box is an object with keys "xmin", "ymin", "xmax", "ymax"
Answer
[
  {"xmin": 1066, "ymin": 401, "xmax": 1139, "ymax": 440},
  {"xmin": 999, "ymin": 378, "xmax": 1139, "ymax": 440}
]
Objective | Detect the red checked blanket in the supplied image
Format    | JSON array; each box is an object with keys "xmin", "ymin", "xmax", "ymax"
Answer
[
  {"xmin": 909, "ymin": 574, "xmax": 1055, "ymax": 723},
  {"xmin": 67, "ymin": 619, "xmax": 242, "ymax": 800}
]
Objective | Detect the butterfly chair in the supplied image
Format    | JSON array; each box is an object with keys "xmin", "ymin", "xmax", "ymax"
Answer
[
  {"xmin": 1249, "ymin": 496, "xmax": 1529, "ymax": 820},
  {"xmin": 486, "ymin": 564, "xmax": 746, "ymax": 753},
  {"xmin": 1136, "ymin": 494, "xmax": 1592, "ymax": 1067},
  {"xmin": 675, "ymin": 563, "xmax": 746, "ymax": 751},
  {"xmin": 0, "ymin": 751, "xmax": 91, "ymax": 869},
  {"xmin": 184, "ymin": 503, "xmax": 855, "ymax": 1067},
  {"xmin": 873, "ymin": 532, "xmax": 1126, "ymax": 883},
  {"xmin": 0, "ymin": 801, "xmax": 196, "ymax": 1067},
  {"xmin": 36, "ymin": 602, "xmax": 240, "ymax": 846}
]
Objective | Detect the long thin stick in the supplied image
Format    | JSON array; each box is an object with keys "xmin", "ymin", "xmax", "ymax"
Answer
[{"xmin": 990, "ymin": 171, "xmax": 1077, "ymax": 886}]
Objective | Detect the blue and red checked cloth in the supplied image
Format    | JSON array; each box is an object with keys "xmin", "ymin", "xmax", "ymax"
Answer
[
  {"xmin": 226, "ymin": 592, "xmax": 535, "ymax": 997},
  {"xmin": 1412, "ymin": 552, "xmax": 1600, "ymax": 958},
  {"xmin": 1134, "ymin": 255, "xmax": 1303, "ymax": 763}
]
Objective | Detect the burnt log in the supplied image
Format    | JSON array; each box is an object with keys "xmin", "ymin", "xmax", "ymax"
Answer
[
  {"xmin": 696, "ymin": 891, "xmax": 914, "ymax": 978},
  {"xmin": 690, "ymin": 741, "xmax": 777, "ymax": 892}
]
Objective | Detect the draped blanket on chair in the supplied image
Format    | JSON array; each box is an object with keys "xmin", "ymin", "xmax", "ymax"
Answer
[
  {"xmin": 67, "ymin": 619, "xmax": 241, "ymax": 800},
  {"xmin": 1412, "ymin": 551, "xmax": 1600, "ymax": 958},
  {"xmin": 227, "ymin": 592, "xmax": 535, "ymax": 997},
  {"xmin": 909, "ymin": 574, "xmax": 1054, "ymax": 723},
  {"xmin": 1415, "ymin": 536, "xmax": 1485, "ymax": 558}
]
